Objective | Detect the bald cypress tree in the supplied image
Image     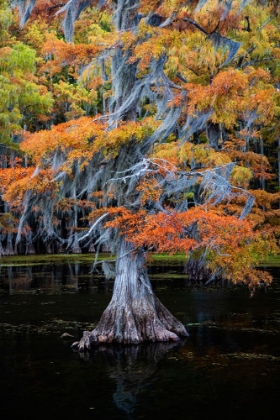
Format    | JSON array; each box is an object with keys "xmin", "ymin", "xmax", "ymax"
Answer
[{"xmin": 2, "ymin": 0, "xmax": 278, "ymax": 349}]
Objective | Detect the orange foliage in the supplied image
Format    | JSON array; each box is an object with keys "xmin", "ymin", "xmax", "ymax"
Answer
[
  {"xmin": 21, "ymin": 116, "xmax": 160, "ymax": 166},
  {"xmin": 22, "ymin": 0, "xmax": 67, "ymax": 25},
  {"xmin": 106, "ymin": 206, "xmax": 250, "ymax": 253},
  {"xmin": 186, "ymin": 67, "xmax": 278, "ymax": 128},
  {"xmin": 105, "ymin": 205, "xmax": 275, "ymax": 287},
  {"xmin": 41, "ymin": 33, "xmax": 102, "ymax": 79},
  {"xmin": 0, "ymin": 166, "xmax": 57, "ymax": 208},
  {"xmin": 136, "ymin": 176, "xmax": 163, "ymax": 205}
]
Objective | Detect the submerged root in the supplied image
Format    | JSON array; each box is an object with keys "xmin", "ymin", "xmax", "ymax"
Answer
[{"xmin": 72, "ymin": 331, "xmax": 92, "ymax": 351}]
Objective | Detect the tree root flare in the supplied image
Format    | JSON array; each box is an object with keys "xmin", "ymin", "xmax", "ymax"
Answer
[{"xmin": 71, "ymin": 317, "xmax": 188, "ymax": 352}]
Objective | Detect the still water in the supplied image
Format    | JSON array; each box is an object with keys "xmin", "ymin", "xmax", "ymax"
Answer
[{"xmin": 0, "ymin": 257, "xmax": 280, "ymax": 420}]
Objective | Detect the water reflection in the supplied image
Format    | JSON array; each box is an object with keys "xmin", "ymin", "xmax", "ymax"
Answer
[
  {"xmin": 74, "ymin": 341, "xmax": 185, "ymax": 417},
  {"xmin": 1, "ymin": 261, "xmax": 278, "ymax": 295},
  {"xmin": 0, "ymin": 261, "xmax": 189, "ymax": 294},
  {"xmin": 0, "ymin": 260, "xmax": 280, "ymax": 420},
  {"xmin": 0, "ymin": 261, "xmax": 108, "ymax": 294}
]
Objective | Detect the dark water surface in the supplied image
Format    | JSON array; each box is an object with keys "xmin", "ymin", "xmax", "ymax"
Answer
[{"xmin": 0, "ymin": 257, "xmax": 280, "ymax": 420}]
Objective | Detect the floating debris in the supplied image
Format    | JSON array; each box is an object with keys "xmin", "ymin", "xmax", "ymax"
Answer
[{"xmin": 59, "ymin": 332, "xmax": 75, "ymax": 339}]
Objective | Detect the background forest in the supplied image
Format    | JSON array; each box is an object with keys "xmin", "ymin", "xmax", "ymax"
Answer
[{"xmin": 0, "ymin": 0, "xmax": 279, "ymax": 284}]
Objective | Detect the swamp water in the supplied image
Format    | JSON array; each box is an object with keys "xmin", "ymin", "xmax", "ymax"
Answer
[{"xmin": 0, "ymin": 255, "xmax": 280, "ymax": 420}]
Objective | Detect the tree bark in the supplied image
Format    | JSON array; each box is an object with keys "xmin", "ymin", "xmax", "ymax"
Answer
[{"xmin": 74, "ymin": 237, "xmax": 188, "ymax": 350}]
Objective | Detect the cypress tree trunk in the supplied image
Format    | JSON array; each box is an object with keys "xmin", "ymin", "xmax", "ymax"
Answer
[{"xmin": 74, "ymin": 237, "xmax": 188, "ymax": 350}]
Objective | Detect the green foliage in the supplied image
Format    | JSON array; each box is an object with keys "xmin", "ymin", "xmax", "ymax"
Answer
[
  {"xmin": 53, "ymin": 80, "xmax": 97, "ymax": 120},
  {"xmin": 0, "ymin": 0, "xmax": 12, "ymax": 45},
  {"xmin": 0, "ymin": 42, "xmax": 53, "ymax": 148}
]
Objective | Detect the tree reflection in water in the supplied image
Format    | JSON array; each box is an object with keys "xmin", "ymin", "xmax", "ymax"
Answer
[{"xmin": 74, "ymin": 341, "xmax": 186, "ymax": 417}]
